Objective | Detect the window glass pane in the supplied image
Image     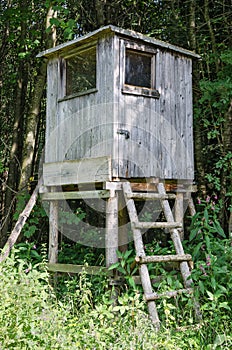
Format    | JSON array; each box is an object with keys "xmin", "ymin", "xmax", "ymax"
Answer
[
  {"xmin": 125, "ymin": 49, "xmax": 152, "ymax": 88},
  {"xmin": 66, "ymin": 46, "xmax": 96, "ymax": 95}
]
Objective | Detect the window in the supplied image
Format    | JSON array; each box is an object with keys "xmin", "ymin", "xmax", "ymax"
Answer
[
  {"xmin": 125, "ymin": 49, "xmax": 152, "ymax": 88},
  {"xmin": 66, "ymin": 46, "xmax": 96, "ymax": 96},
  {"xmin": 123, "ymin": 46, "xmax": 160, "ymax": 98}
]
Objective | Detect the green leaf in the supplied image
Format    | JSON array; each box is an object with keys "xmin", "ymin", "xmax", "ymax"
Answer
[
  {"xmin": 108, "ymin": 262, "xmax": 119, "ymax": 270},
  {"xmin": 193, "ymin": 242, "xmax": 203, "ymax": 259},
  {"xmin": 218, "ymin": 302, "xmax": 231, "ymax": 310},
  {"xmin": 127, "ymin": 276, "xmax": 136, "ymax": 289},
  {"xmin": 167, "ymin": 275, "xmax": 172, "ymax": 286},
  {"xmin": 214, "ymin": 220, "xmax": 226, "ymax": 238},
  {"xmin": 205, "ymin": 235, "xmax": 211, "ymax": 252},
  {"xmin": 199, "ymin": 280, "xmax": 205, "ymax": 294},
  {"xmin": 189, "ymin": 227, "xmax": 199, "ymax": 242},
  {"xmin": 116, "ymin": 250, "xmax": 123, "ymax": 259},
  {"xmin": 204, "ymin": 208, "xmax": 209, "ymax": 223},
  {"xmin": 49, "ymin": 18, "xmax": 60, "ymax": 26},
  {"xmin": 211, "ymin": 277, "xmax": 216, "ymax": 290},
  {"xmin": 30, "ymin": 250, "xmax": 42, "ymax": 260},
  {"xmin": 116, "ymin": 266, "xmax": 127, "ymax": 275},
  {"xmin": 24, "ymin": 225, "xmax": 37, "ymax": 238},
  {"xmin": 124, "ymin": 249, "xmax": 133, "ymax": 260},
  {"xmin": 206, "ymin": 290, "xmax": 214, "ymax": 301},
  {"xmin": 189, "ymin": 212, "xmax": 201, "ymax": 229}
]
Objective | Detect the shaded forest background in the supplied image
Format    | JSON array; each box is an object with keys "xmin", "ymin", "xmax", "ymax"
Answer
[{"xmin": 0, "ymin": 0, "xmax": 231, "ymax": 247}]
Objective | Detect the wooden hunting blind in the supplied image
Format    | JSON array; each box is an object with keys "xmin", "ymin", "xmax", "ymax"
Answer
[
  {"xmin": 38, "ymin": 25, "xmax": 200, "ymax": 184},
  {"xmin": 38, "ymin": 26, "xmax": 201, "ymax": 328}
]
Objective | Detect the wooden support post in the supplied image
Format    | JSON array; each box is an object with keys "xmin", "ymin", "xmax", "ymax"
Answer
[
  {"xmin": 187, "ymin": 194, "xmax": 196, "ymax": 217},
  {"xmin": 118, "ymin": 191, "xmax": 128, "ymax": 253},
  {"xmin": 105, "ymin": 189, "xmax": 118, "ymax": 267},
  {"xmin": 48, "ymin": 187, "xmax": 59, "ymax": 264},
  {"xmin": 175, "ymin": 192, "xmax": 184, "ymax": 240}
]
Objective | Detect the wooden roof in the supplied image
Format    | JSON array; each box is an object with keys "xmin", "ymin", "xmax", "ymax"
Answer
[{"xmin": 37, "ymin": 25, "xmax": 200, "ymax": 59}]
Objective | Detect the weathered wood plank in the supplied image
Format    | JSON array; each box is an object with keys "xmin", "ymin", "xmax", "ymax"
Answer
[
  {"xmin": 41, "ymin": 190, "xmax": 110, "ymax": 200},
  {"xmin": 43, "ymin": 156, "xmax": 111, "ymax": 186},
  {"xmin": 47, "ymin": 263, "xmax": 113, "ymax": 275}
]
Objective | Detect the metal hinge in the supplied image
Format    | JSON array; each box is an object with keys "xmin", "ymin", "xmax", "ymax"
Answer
[{"xmin": 117, "ymin": 128, "xmax": 130, "ymax": 139}]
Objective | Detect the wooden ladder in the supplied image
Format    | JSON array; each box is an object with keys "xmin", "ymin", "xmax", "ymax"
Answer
[{"xmin": 122, "ymin": 181, "xmax": 200, "ymax": 330}]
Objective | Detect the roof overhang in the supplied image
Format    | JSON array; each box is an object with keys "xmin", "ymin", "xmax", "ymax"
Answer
[{"xmin": 37, "ymin": 25, "xmax": 201, "ymax": 59}]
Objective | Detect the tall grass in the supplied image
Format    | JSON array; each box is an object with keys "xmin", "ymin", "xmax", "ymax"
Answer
[{"xmin": 0, "ymin": 248, "xmax": 231, "ymax": 349}]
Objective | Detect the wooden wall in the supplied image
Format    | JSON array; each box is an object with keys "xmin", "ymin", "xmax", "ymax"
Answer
[
  {"xmin": 115, "ymin": 36, "xmax": 194, "ymax": 180},
  {"xmin": 45, "ymin": 34, "xmax": 116, "ymax": 165}
]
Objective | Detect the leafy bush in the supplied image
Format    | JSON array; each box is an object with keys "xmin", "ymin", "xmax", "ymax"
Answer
[
  {"xmin": 0, "ymin": 248, "xmax": 232, "ymax": 349},
  {"xmin": 1, "ymin": 193, "xmax": 232, "ymax": 349},
  {"xmin": 13, "ymin": 192, "xmax": 48, "ymax": 240}
]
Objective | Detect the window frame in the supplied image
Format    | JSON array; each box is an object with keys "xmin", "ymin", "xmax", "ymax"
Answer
[
  {"xmin": 58, "ymin": 43, "xmax": 98, "ymax": 101},
  {"xmin": 122, "ymin": 41, "xmax": 160, "ymax": 99}
]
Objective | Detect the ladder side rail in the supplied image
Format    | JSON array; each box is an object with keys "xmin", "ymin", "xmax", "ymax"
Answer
[
  {"xmin": 157, "ymin": 182, "xmax": 192, "ymax": 288},
  {"xmin": 122, "ymin": 182, "xmax": 160, "ymax": 329}
]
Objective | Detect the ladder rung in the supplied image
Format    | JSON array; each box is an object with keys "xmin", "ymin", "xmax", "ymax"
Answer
[
  {"xmin": 135, "ymin": 254, "xmax": 192, "ymax": 264},
  {"xmin": 126, "ymin": 192, "xmax": 176, "ymax": 200},
  {"xmin": 145, "ymin": 288, "xmax": 193, "ymax": 301},
  {"xmin": 134, "ymin": 221, "xmax": 182, "ymax": 229}
]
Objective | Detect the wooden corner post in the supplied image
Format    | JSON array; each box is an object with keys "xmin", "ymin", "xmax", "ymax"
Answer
[
  {"xmin": 48, "ymin": 187, "xmax": 59, "ymax": 264},
  {"xmin": 105, "ymin": 186, "xmax": 119, "ymax": 267}
]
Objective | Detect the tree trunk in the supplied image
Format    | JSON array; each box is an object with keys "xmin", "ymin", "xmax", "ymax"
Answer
[
  {"xmin": 188, "ymin": 0, "xmax": 206, "ymax": 195},
  {"xmin": 18, "ymin": 61, "xmax": 47, "ymax": 191},
  {"xmin": 0, "ymin": 23, "xmax": 28, "ymax": 246},
  {"xmin": 203, "ymin": 0, "xmax": 219, "ymax": 74},
  {"xmin": 18, "ymin": 6, "xmax": 57, "ymax": 192},
  {"xmin": 219, "ymin": 99, "xmax": 232, "ymax": 232}
]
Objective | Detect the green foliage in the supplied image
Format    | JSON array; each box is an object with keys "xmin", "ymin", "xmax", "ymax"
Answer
[
  {"xmin": 189, "ymin": 196, "xmax": 226, "ymax": 244},
  {"xmin": 183, "ymin": 198, "xmax": 232, "ymax": 341},
  {"xmin": 58, "ymin": 207, "xmax": 85, "ymax": 226},
  {"xmin": 109, "ymin": 250, "xmax": 138, "ymax": 290},
  {"xmin": 0, "ymin": 246, "xmax": 232, "ymax": 349},
  {"xmin": 13, "ymin": 192, "xmax": 47, "ymax": 240},
  {"xmin": 14, "ymin": 242, "xmax": 43, "ymax": 265},
  {"xmin": 197, "ymin": 49, "xmax": 232, "ymax": 195},
  {"xmin": 58, "ymin": 241, "xmax": 104, "ymax": 265},
  {"xmin": 0, "ymin": 254, "xmax": 62, "ymax": 349}
]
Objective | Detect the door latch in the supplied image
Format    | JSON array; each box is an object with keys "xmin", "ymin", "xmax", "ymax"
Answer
[{"xmin": 117, "ymin": 129, "xmax": 130, "ymax": 139}]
